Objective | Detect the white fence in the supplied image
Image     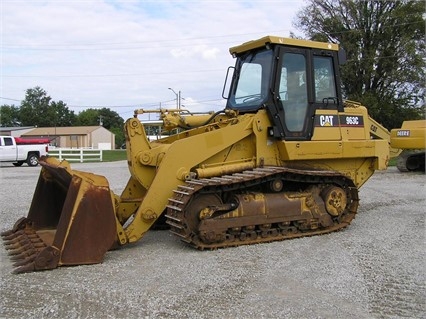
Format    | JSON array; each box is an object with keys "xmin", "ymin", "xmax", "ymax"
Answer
[{"xmin": 48, "ymin": 148, "xmax": 103, "ymax": 162}]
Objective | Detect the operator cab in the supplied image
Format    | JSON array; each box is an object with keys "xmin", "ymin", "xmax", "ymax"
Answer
[{"xmin": 225, "ymin": 36, "xmax": 344, "ymax": 140}]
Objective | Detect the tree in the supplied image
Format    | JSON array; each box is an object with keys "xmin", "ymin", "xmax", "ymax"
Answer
[
  {"xmin": 294, "ymin": 0, "xmax": 425, "ymax": 129},
  {"xmin": 98, "ymin": 108, "xmax": 125, "ymax": 130},
  {"xmin": 76, "ymin": 108, "xmax": 124, "ymax": 129},
  {"xmin": 76, "ymin": 108, "xmax": 125, "ymax": 147},
  {"xmin": 19, "ymin": 87, "xmax": 76, "ymax": 127},
  {"xmin": 75, "ymin": 108, "xmax": 99, "ymax": 126},
  {"xmin": 0, "ymin": 105, "xmax": 20, "ymax": 127},
  {"xmin": 51, "ymin": 100, "xmax": 76, "ymax": 126}
]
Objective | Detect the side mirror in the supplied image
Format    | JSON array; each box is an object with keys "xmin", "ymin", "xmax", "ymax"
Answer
[{"xmin": 222, "ymin": 66, "xmax": 235, "ymax": 99}]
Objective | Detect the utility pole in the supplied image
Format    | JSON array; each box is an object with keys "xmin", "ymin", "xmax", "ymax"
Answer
[{"xmin": 168, "ymin": 88, "xmax": 181, "ymax": 109}]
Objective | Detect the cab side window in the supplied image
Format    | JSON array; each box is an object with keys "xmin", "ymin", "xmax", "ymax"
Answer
[
  {"xmin": 4, "ymin": 137, "xmax": 13, "ymax": 146},
  {"xmin": 314, "ymin": 56, "xmax": 337, "ymax": 105},
  {"xmin": 280, "ymin": 53, "xmax": 308, "ymax": 132}
]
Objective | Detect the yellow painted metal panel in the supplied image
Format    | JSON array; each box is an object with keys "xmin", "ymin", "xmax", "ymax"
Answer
[
  {"xmin": 390, "ymin": 120, "xmax": 426, "ymax": 149},
  {"xmin": 229, "ymin": 36, "xmax": 339, "ymax": 55}
]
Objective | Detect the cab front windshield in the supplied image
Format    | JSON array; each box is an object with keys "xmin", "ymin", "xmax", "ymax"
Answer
[{"xmin": 227, "ymin": 49, "xmax": 273, "ymax": 111}]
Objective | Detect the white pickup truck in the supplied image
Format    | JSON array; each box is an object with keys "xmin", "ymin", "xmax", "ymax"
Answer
[{"xmin": 0, "ymin": 136, "xmax": 49, "ymax": 167}]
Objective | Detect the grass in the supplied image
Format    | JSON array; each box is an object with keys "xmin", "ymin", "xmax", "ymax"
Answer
[{"xmin": 102, "ymin": 150, "xmax": 127, "ymax": 162}]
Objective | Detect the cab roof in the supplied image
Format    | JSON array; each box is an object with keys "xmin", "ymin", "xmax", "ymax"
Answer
[{"xmin": 229, "ymin": 35, "xmax": 339, "ymax": 55}]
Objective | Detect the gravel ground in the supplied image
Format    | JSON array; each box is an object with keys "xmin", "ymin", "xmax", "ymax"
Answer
[{"xmin": 0, "ymin": 161, "xmax": 425, "ymax": 319}]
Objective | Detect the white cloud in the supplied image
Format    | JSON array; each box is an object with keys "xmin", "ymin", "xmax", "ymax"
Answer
[
  {"xmin": 170, "ymin": 45, "xmax": 219, "ymax": 60},
  {"xmin": 1, "ymin": 0, "xmax": 305, "ymax": 120},
  {"xmin": 200, "ymin": 46, "xmax": 220, "ymax": 60}
]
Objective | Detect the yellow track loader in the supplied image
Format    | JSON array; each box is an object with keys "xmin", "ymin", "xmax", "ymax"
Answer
[
  {"xmin": 2, "ymin": 36, "xmax": 391, "ymax": 273},
  {"xmin": 390, "ymin": 120, "xmax": 425, "ymax": 172}
]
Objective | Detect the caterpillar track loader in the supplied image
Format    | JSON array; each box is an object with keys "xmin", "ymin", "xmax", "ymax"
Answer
[
  {"xmin": 390, "ymin": 120, "xmax": 425, "ymax": 172},
  {"xmin": 2, "ymin": 36, "xmax": 391, "ymax": 273}
]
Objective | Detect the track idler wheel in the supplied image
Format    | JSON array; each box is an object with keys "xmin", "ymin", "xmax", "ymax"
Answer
[{"xmin": 321, "ymin": 186, "xmax": 347, "ymax": 217}]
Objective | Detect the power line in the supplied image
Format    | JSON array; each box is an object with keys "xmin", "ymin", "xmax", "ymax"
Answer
[
  {"xmin": 2, "ymin": 68, "xmax": 224, "ymax": 78},
  {"xmin": 2, "ymin": 20, "xmax": 422, "ymax": 51},
  {"xmin": 0, "ymin": 97, "xmax": 21, "ymax": 102},
  {"xmin": 1, "ymin": 30, "xmax": 291, "ymax": 51},
  {"xmin": 0, "ymin": 95, "xmax": 224, "ymax": 109},
  {"xmin": 304, "ymin": 20, "xmax": 424, "ymax": 38}
]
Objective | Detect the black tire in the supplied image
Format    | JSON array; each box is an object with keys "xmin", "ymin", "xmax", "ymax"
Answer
[
  {"xmin": 27, "ymin": 153, "xmax": 39, "ymax": 166},
  {"xmin": 12, "ymin": 161, "xmax": 24, "ymax": 167}
]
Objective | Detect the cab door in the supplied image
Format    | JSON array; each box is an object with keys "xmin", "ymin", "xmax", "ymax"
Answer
[
  {"xmin": 273, "ymin": 46, "xmax": 343, "ymax": 140},
  {"xmin": 0, "ymin": 137, "xmax": 18, "ymax": 161},
  {"xmin": 274, "ymin": 47, "xmax": 313, "ymax": 140}
]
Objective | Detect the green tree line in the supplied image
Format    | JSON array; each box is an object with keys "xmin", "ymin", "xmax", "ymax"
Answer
[{"xmin": 1, "ymin": 87, "xmax": 125, "ymax": 147}]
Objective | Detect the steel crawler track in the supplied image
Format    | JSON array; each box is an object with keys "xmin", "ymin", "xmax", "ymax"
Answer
[{"xmin": 165, "ymin": 166, "xmax": 359, "ymax": 249}]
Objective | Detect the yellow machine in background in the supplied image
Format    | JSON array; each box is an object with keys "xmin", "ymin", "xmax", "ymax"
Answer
[
  {"xmin": 390, "ymin": 120, "xmax": 425, "ymax": 172},
  {"xmin": 2, "ymin": 36, "xmax": 391, "ymax": 273}
]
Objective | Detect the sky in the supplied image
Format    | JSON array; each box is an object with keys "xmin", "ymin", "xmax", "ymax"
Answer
[{"xmin": 1, "ymin": 0, "xmax": 306, "ymax": 121}]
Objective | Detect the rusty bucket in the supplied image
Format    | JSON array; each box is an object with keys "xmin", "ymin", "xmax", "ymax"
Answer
[{"xmin": 1, "ymin": 156, "xmax": 117, "ymax": 273}]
